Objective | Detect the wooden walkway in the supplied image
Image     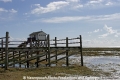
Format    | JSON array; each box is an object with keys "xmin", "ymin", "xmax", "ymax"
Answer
[{"xmin": 0, "ymin": 32, "xmax": 83, "ymax": 70}]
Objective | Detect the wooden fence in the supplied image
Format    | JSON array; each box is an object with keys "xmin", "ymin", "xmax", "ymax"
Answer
[{"xmin": 0, "ymin": 32, "xmax": 83, "ymax": 70}]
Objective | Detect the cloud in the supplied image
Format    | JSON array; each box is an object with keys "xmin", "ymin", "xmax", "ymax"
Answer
[
  {"xmin": 30, "ymin": 0, "xmax": 120, "ymax": 14},
  {"xmin": 104, "ymin": 24, "xmax": 117, "ymax": 34},
  {"xmin": 31, "ymin": 0, "xmax": 84, "ymax": 14},
  {"xmin": 88, "ymin": 29, "xmax": 100, "ymax": 35},
  {"xmin": 31, "ymin": 1, "xmax": 69, "ymax": 14},
  {"xmin": 42, "ymin": 16, "xmax": 90, "ymax": 23},
  {"xmin": 66, "ymin": 0, "xmax": 79, "ymax": 2},
  {"xmin": 9, "ymin": 9, "xmax": 17, "ymax": 13},
  {"xmin": 0, "ymin": 8, "xmax": 8, "ymax": 12},
  {"xmin": 83, "ymin": 38, "xmax": 120, "ymax": 47},
  {"xmin": 105, "ymin": 2, "xmax": 113, "ymax": 5},
  {"xmin": 89, "ymin": 0, "xmax": 103, "ymax": 4},
  {"xmin": 99, "ymin": 24, "xmax": 118, "ymax": 38},
  {"xmin": 72, "ymin": 4, "xmax": 83, "ymax": 9},
  {"xmin": 0, "ymin": 0, "xmax": 12, "ymax": 2},
  {"xmin": 93, "ymin": 29, "xmax": 100, "ymax": 33},
  {"xmin": 39, "ymin": 13, "xmax": 120, "ymax": 23},
  {"xmin": 0, "ymin": 8, "xmax": 17, "ymax": 13},
  {"xmin": 84, "ymin": 0, "xmax": 120, "ymax": 9}
]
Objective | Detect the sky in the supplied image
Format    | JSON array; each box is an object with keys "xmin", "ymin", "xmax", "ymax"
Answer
[{"xmin": 0, "ymin": 0, "xmax": 120, "ymax": 47}]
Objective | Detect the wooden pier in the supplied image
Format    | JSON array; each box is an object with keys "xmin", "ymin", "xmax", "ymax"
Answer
[{"xmin": 0, "ymin": 32, "xmax": 83, "ymax": 70}]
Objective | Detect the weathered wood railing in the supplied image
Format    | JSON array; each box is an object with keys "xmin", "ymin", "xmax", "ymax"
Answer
[{"xmin": 0, "ymin": 32, "xmax": 83, "ymax": 70}]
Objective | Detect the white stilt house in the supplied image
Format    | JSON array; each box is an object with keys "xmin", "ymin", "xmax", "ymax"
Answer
[{"xmin": 29, "ymin": 31, "xmax": 47, "ymax": 41}]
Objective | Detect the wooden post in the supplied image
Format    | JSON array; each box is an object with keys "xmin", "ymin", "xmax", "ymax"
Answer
[
  {"xmin": 55, "ymin": 37, "xmax": 57, "ymax": 65},
  {"xmin": 5, "ymin": 32, "xmax": 9, "ymax": 70},
  {"xmin": 38, "ymin": 40, "xmax": 40, "ymax": 47},
  {"xmin": 26, "ymin": 51, "xmax": 29, "ymax": 68},
  {"xmin": 66, "ymin": 37, "xmax": 69, "ymax": 66},
  {"xmin": 47, "ymin": 34, "xmax": 51, "ymax": 67},
  {"xmin": 30, "ymin": 38, "xmax": 33, "ymax": 57},
  {"xmin": 30, "ymin": 38, "xmax": 32, "ymax": 47},
  {"xmin": 1, "ymin": 39, "xmax": 3, "ymax": 47},
  {"xmin": 13, "ymin": 51, "xmax": 15, "ymax": 67},
  {"xmin": 19, "ymin": 51, "xmax": 21, "ymax": 68},
  {"xmin": 1, "ymin": 39, "xmax": 3, "ymax": 67},
  {"xmin": 36, "ymin": 51, "xmax": 39, "ymax": 68},
  {"xmin": 80, "ymin": 35, "xmax": 83, "ymax": 66},
  {"xmin": 45, "ymin": 39, "xmax": 47, "ymax": 62}
]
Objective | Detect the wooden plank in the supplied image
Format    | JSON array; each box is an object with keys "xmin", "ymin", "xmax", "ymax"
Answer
[
  {"xmin": 1, "ymin": 47, "xmax": 120, "ymax": 51},
  {"xmin": 6, "ymin": 53, "xmax": 47, "ymax": 67},
  {"xmin": 46, "ymin": 53, "xmax": 75, "ymax": 65},
  {"xmin": 0, "ymin": 37, "xmax": 6, "ymax": 39},
  {"xmin": 68, "ymin": 37, "xmax": 80, "ymax": 40},
  {"xmin": 35, "ymin": 51, "xmax": 66, "ymax": 64}
]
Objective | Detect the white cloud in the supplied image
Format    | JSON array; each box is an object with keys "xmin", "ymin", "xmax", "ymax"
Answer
[
  {"xmin": 104, "ymin": 24, "xmax": 117, "ymax": 34},
  {"xmin": 89, "ymin": 0, "xmax": 103, "ymax": 4},
  {"xmin": 30, "ymin": 0, "xmax": 120, "ymax": 14},
  {"xmin": 88, "ymin": 29, "xmax": 100, "ymax": 35},
  {"xmin": 105, "ymin": 2, "xmax": 113, "ymax": 5},
  {"xmin": 66, "ymin": 0, "xmax": 79, "ymax": 2},
  {"xmin": 94, "ymin": 29, "xmax": 100, "ymax": 33},
  {"xmin": 84, "ymin": 0, "xmax": 120, "ymax": 9},
  {"xmin": 73, "ymin": 4, "xmax": 83, "ymax": 9},
  {"xmin": 99, "ymin": 33, "xmax": 109, "ymax": 38},
  {"xmin": 31, "ymin": 1, "xmax": 69, "ymax": 14},
  {"xmin": 90, "ymin": 13, "xmax": 120, "ymax": 21},
  {"xmin": 42, "ymin": 16, "xmax": 90, "ymax": 23},
  {"xmin": 31, "ymin": 0, "xmax": 84, "ymax": 14},
  {"xmin": 0, "ymin": 8, "xmax": 17, "ymax": 13},
  {"xmin": 0, "ymin": 0, "xmax": 12, "ymax": 2},
  {"xmin": 99, "ymin": 24, "xmax": 119, "ymax": 38},
  {"xmin": 39, "ymin": 13, "xmax": 120, "ymax": 23},
  {"xmin": 0, "ymin": 8, "xmax": 8, "ymax": 12},
  {"xmin": 83, "ymin": 38, "xmax": 120, "ymax": 47},
  {"xmin": 9, "ymin": 9, "xmax": 17, "ymax": 13}
]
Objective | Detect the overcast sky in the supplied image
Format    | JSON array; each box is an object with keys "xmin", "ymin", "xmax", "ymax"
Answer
[{"xmin": 0, "ymin": 0, "xmax": 120, "ymax": 47}]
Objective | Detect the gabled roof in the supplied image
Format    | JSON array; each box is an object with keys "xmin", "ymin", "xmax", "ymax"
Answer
[{"xmin": 29, "ymin": 31, "xmax": 47, "ymax": 36}]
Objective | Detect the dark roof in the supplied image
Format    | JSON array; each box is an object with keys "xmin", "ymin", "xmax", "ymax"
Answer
[{"xmin": 29, "ymin": 31, "xmax": 47, "ymax": 36}]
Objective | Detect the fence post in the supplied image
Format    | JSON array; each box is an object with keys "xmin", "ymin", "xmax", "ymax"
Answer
[
  {"xmin": 36, "ymin": 51, "xmax": 39, "ymax": 68},
  {"xmin": 19, "ymin": 51, "xmax": 21, "ymax": 68},
  {"xmin": 55, "ymin": 37, "xmax": 57, "ymax": 65},
  {"xmin": 66, "ymin": 37, "xmax": 69, "ymax": 66},
  {"xmin": 30, "ymin": 38, "xmax": 33, "ymax": 57},
  {"xmin": 1, "ymin": 39, "xmax": 3, "ymax": 47},
  {"xmin": 26, "ymin": 51, "xmax": 29, "ymax": 68},
  {"xmin": 1, "ymin": 39, "xmax": 3, "ymax": 67},
  {"xmin": 47, "ymin": 34, "xmax": 51, "ymax": 67},
  {"xmin": 45, "ymin": 39, "xmax": 48, "ymax": 62},
  {"xmin": 5, "ymin": 32, "xmax": 9, "ymax": 70},
  {"xmin": 13, "ymin": 51, "xmax": 15, "ymax": 67},
  {"xmin": 80, "ymin": 35, "xmax": 83, "ymax": 66}
]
